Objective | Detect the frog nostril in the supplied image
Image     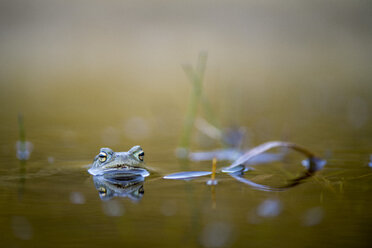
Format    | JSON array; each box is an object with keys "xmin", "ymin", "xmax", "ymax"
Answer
[{"xmin": 117, "ymin": 164, "xmax": 128, "ymax": 169}]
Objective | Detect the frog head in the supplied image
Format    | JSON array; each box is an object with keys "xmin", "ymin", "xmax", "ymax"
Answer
[{"xmin": 88, "ymin": 146, "xmax": 145, "ymax": 176}]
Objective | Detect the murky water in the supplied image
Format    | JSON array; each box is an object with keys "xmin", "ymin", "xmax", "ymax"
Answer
[
  {"xmin": 1, "ymin": 107, "xmax": 372, "ymax": 248},
  {"xmin": 1, "ymin": 1, "xmax": 372, "ymax": 247},
  {"xmin": 0, "ymin": 147, "xmax": 370, "ymax": 248}
]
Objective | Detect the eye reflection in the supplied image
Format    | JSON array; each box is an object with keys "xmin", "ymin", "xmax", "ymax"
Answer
[{"xmin": 138, "ymin": 152, "xmax": 144, "ymax": 161}]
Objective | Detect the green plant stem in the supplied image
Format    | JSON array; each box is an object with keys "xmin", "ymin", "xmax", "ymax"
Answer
[{"xmin": 179, "ymin": 52, "xmax": 208, "ymax": 150}]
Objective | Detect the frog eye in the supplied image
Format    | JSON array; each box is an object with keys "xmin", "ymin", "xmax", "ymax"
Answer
[
  {"xmin": 98, "ymin": 152, "xmax": 107, "ymax": 162},
  {"xmin": 138, "ymin": 151, "xmax": 144, "ymax": 161}
]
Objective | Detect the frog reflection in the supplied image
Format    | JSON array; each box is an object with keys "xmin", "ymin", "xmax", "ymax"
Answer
[{"xmin": 93, "ymin": 175, "xmax": 145, "ymax": 201}]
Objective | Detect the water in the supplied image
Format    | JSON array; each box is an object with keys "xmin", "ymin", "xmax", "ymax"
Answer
[
  {"xmin": 1, "ymin": 1, "xmax": 372, "ymax": 247},
  {"xmin": 1, "ymin": 125, "xmax": 371, "ymax": 247}
]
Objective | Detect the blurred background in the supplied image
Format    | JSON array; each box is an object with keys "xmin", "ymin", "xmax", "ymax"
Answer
[
  {"xmin": 0, "ymin": 0, "xmax": 372, "ymax": 247},
  {"xmin": 1, "ymin": 0, "xmax": 371, "ymax": 152}
]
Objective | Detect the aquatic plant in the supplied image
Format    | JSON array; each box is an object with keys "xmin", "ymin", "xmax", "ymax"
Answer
[
  {"xmin": 16, "ymin": 113, "xmax": 32, "ymax": 200},
  {"xmin": 166, "ymin": 141, "xmax": 326, "ymax": 191},
  {"xmin": 16, "ymin": 114, "xmax": 33, "ymax": 161},
  {"xmin": 206, "ymin": 157, "xmax": 218, "ymax": 186},
  {"xmin": 178, "ymin": 52, "xmax": 209, "ymax": 157}
]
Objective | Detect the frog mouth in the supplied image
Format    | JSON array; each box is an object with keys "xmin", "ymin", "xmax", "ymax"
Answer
[
  {"xmin": 88, "ymin": 163, "xmax": 149, "ymax": 177},
  {"xmin": 88, "ymin": 164, "xmax": 131, "ymax": 176},
  {"xmin": 103, "ymin": 164, "xmax": 148, "ymax": 175}
]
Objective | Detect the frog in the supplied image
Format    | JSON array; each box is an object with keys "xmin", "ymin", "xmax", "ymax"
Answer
[{"xmin": 88, "ymin": 145, "xmax": 149, "ymax": 177}]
